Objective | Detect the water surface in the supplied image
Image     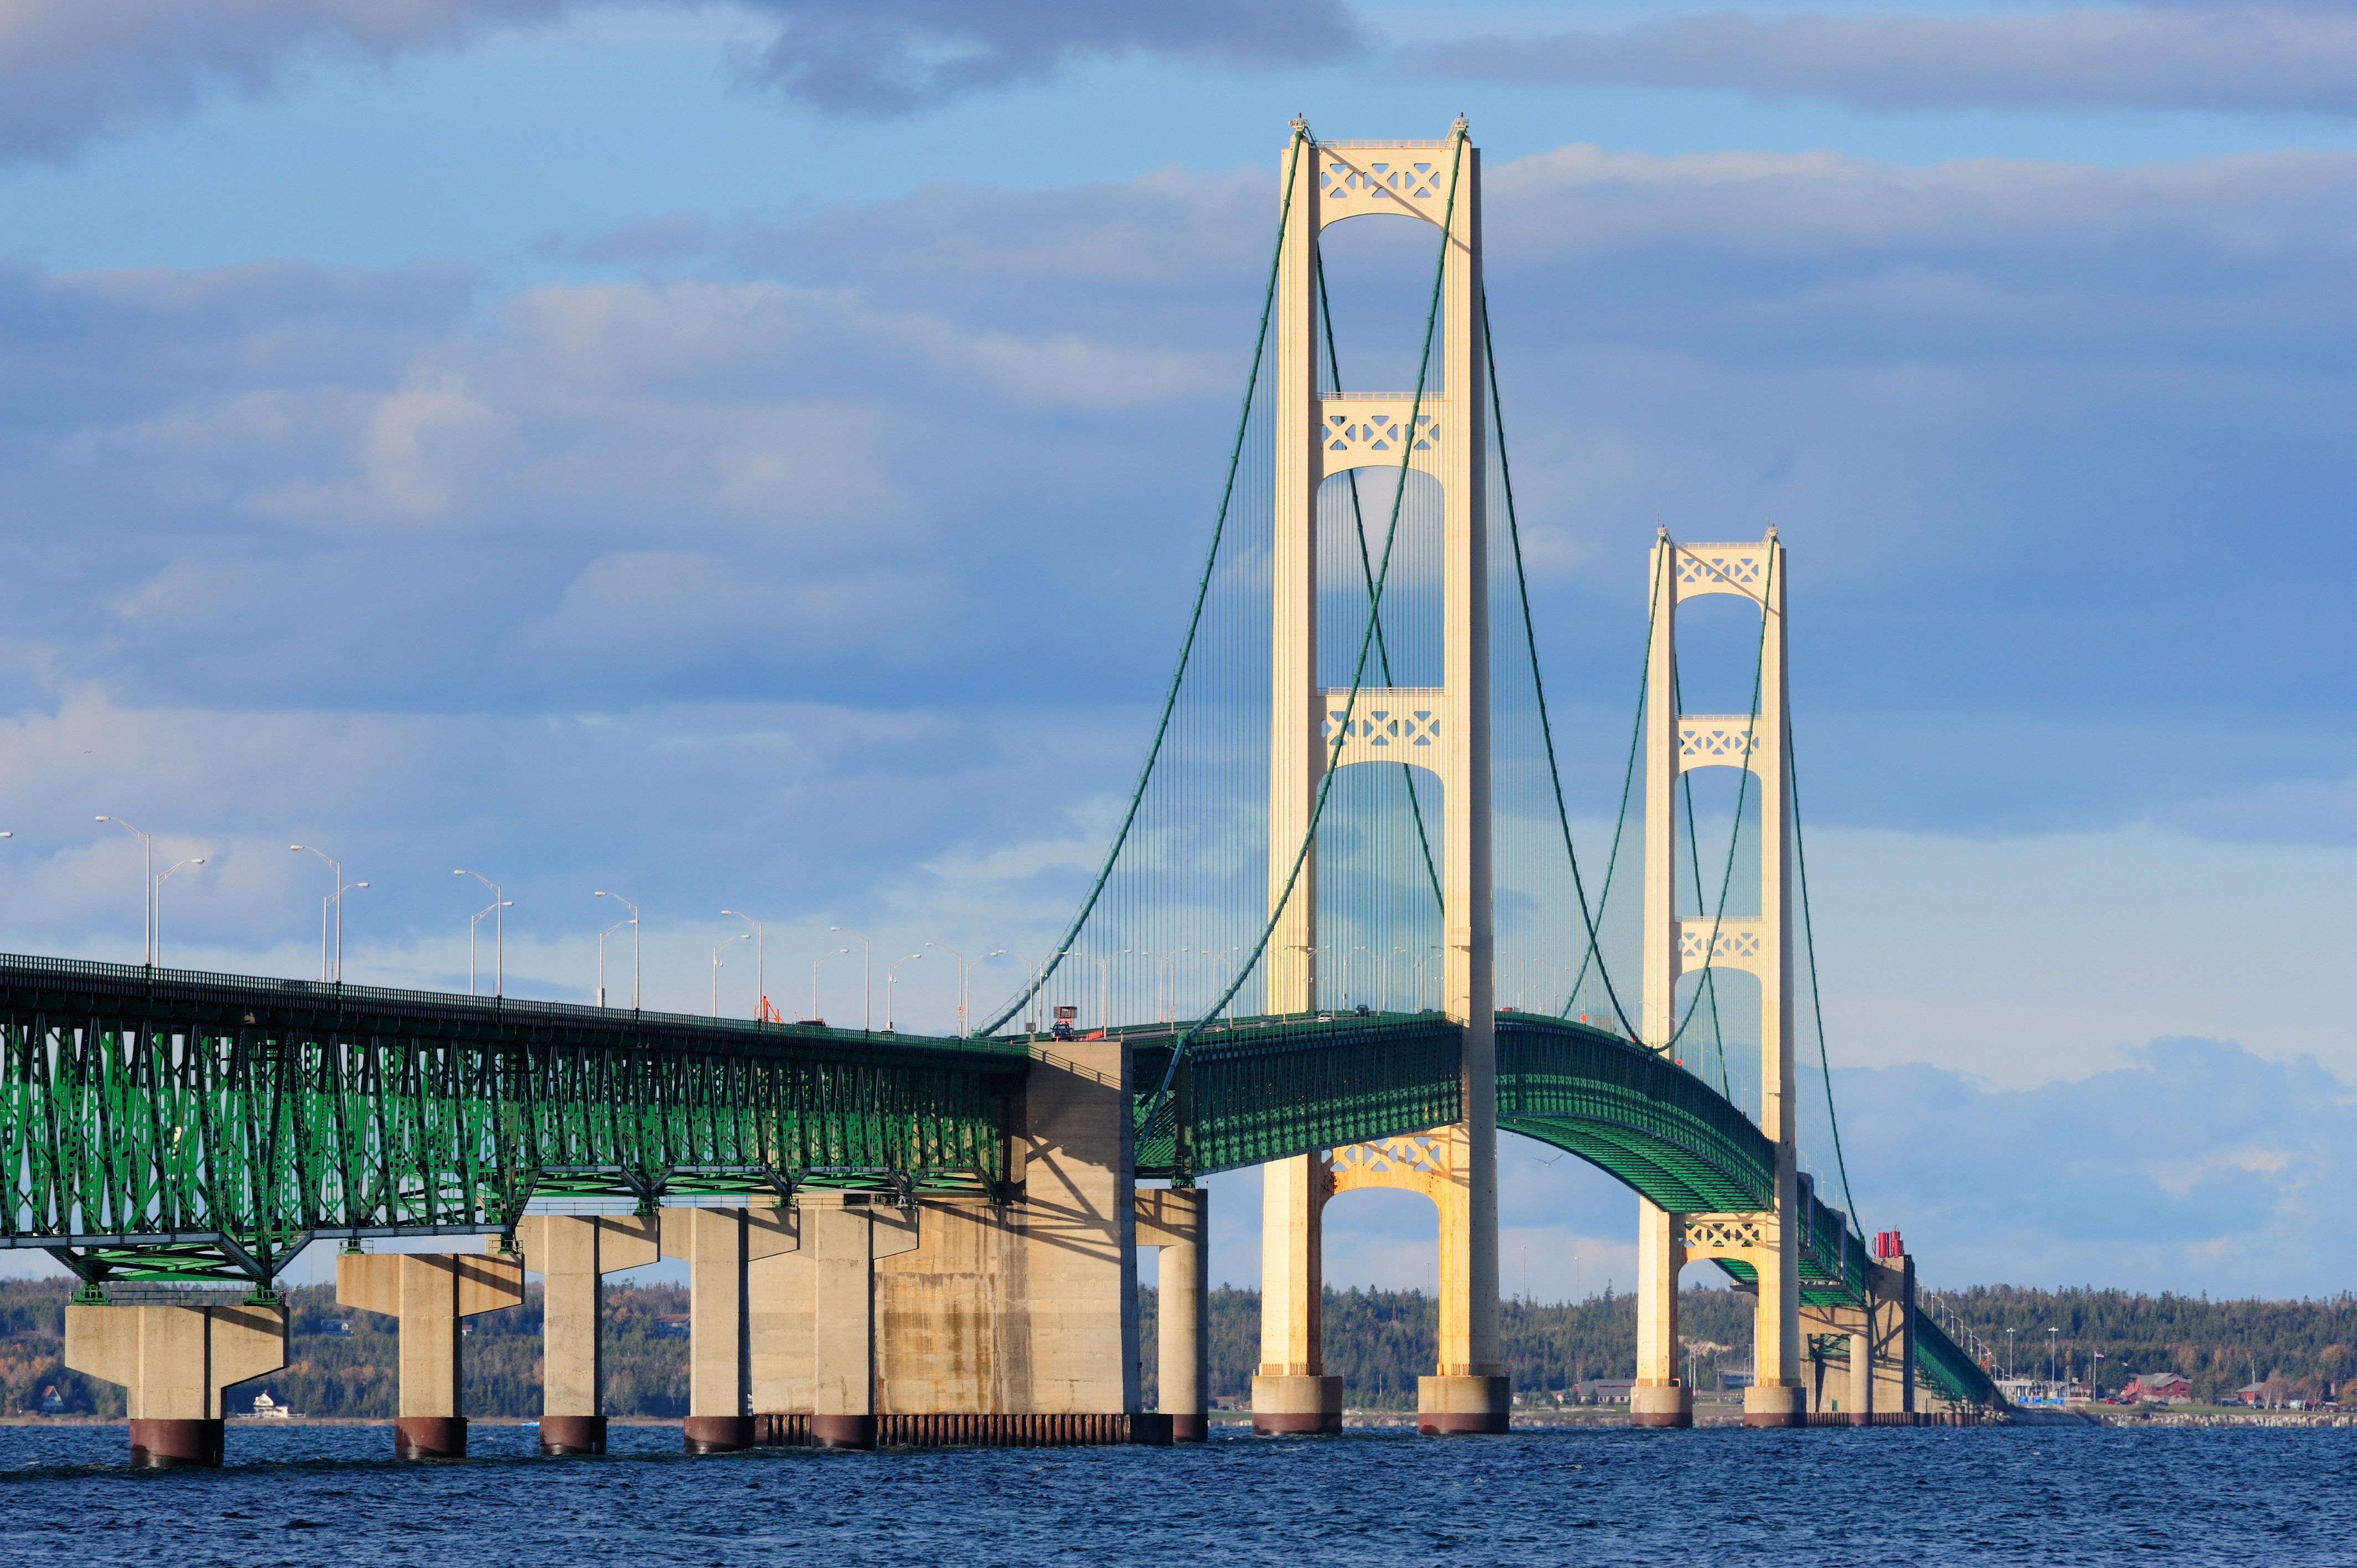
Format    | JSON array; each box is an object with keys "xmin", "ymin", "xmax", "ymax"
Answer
[{"xmin": 1, "ymin": 1421, "xmax": 2343, "ymax": 1565}]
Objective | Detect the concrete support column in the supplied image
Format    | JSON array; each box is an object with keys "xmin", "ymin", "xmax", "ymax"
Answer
[
  {"xmin": 1849, "ymin": 1332, "xmax": 1874, "ymax": 1425},
  {"xmin": 1137, "ymin": 1188, "xmax": 1208, "ymax": 1441},
  {"xmin": 1871, "ymin": 1253, "xmax": 1917, "ymax": 1417},
  {"xmin": 517, "ymin": 1214, "xmax": 658, "ymax": 1455},
  {"xmin": 1631, "ymin": 1199, "xmax": 1691, "ymax": 1427},
  {"xmin": 64, "ymin": 1299, "xmax": 288, "ymax": 1467},
  {"xmin": 1253, "ymin": 1152, "xmax": 1340, "ymax": 1433},
  {"xmin": 338, "ymin": 1246, "xmax": 525, "ymax": 1458},
  {"xmin": 661, "ymin": 1205, "xmax": 797, "ymax": 1453}
]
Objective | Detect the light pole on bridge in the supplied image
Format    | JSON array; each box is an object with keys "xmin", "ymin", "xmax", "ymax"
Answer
[
  {"xmin": 596, "ymin": 917, "xmax": 629, "ymax": 1007},
  {"xmin": 722, "ymin": 910, "xmax": 765, "ymax": 1022},
  {"xmin": 831, "ymin": 926, "xmax": 873, "ymax": 1032},
  {"xmin": 986, "ymin": 948, "xmax": 1035, "ymax": 1034},
  {"xmin": 925, "ymin": 942, "xmax": 970, "ymax": 1037},
  {"xmin": 455, "ymin": 869, "xmax": 508, "ymax": 997},
  {"xmin": 810, "ymin": 946, "xmax": 849, "ymax": 1023},
  {"xmin": 96, "ymin": 816, "xmax": 155, "ymax": 965},
  {"xmin": 711, "ymin": 932, "xmax": 749, "ymax": 1017},
  {"xmin": 155, "ymin": 857, "xmax": 206, "ymax": 967},
  {"xmin": 595, "ymin": 891, "xmax": 640, "ymax": 1009},
  {"xmin": 887, "ymin": 951, "xmax": 922, "ymax": 1032},
  {"xmin": 292, "ymin": 845, "xmax": 363, "ymax": 983}
]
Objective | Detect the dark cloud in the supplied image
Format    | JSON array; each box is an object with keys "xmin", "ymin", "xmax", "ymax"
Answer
[
  {"xmin": 0, "ymin": 0, "xmax": 577, "ymax": 163},
  {"xmin": 729, "ymin": 0, "xmax": 1364, "ymax": 116},
  {"xmin": 0, "ymin": 0, "xmax": 1362, "ymax": 164},
  {"xmin": 1411, "ymin": 3, "xmax": 2357, "ymax": 118}
]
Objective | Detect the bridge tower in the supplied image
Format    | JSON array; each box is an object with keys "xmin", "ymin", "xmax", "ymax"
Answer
[
  {"xmin": 1252, "ymin": 118, "xmax": 1509, "ymax": 1436},
  {"xmin": 1634, "ymin": 530, "xmax": 1807, "ymax": 1428}
]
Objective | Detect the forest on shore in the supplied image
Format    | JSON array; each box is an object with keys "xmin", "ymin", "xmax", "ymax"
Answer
[{"xmin": 3, "ymin": 1276, "xmax": 2347, "ymax": 1416}]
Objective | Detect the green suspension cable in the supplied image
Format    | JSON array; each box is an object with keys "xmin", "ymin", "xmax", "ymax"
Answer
[
  {"xmin": 1145, "ymin": 124, "xmax": 1469, "ymax": 1139},
  {"xmin": 1320, "ymin": 255, "xmax": 1445, "ymax": 915},
  {"xmin": 1672, "ymin": 663, "xmax": 1732, "ymax": 1096},
  {"xmin": 978, "ymin": 129, "xmax": 1309, "ymax": 1038},
  {"xmin": 1481, "ymin": 292, "xmax": 1636, "ymax": 1040},
  {"xmin": 1561, "ymin": 543, "xmax": 1661, "ymax": 1032},
  {"xmin": 1788, "ymin": 714, "xmax": 1860, "ymax": 1230}
]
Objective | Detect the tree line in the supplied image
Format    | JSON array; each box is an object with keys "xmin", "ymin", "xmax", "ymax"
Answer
[{"xmin": 7, "ymin": 1276, "xmax": 2347, "ymax": 1415}]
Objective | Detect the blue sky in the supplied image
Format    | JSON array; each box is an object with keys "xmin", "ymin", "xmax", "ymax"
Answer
[{"xmin": 3, "ymin": 1, "xmax": 2353, "ymax": 1299}]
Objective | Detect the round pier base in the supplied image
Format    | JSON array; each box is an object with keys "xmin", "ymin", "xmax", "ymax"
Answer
[
  {"xmin": 1743, "ymin": 1385, "xmax": 1808, "ymax": 1428},
  {"xmin": 1630, "ymin": 1384, "xmax": 1694, "ymax": 1428},
  {"xmin": 1170, "ymin": 1413, "xmax": 1208, "ymax": 1443},
  {"xmin": 539, "ymin": 1415, "xmax": 607, "ymax": 1456},
  {"xmin": 809, "ymin": 1415, "xmax": 876, "ymax": 1451},
  {"xmin": 1418, "ymin": 1375, "xmax": 1512, "ymax": 1435},
  {"xmin": 394, "ymin": 1416, "xmax": 468, "ymax": 1459},
  {"xmin": 1251, "ymin": 1374, "xmax": 1342, "ymax": 1435},
  {"xmin": 683, "ymin": 1416, "xmax": 755, "ymax": 1453},
  {"xmin": 129, "ymin": 1419, "xmax": 225, "ymax": 1468}
]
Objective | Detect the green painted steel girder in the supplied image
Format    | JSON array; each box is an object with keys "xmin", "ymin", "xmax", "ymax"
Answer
[
  {"xmin": 1131, "ymin": 1011, "xmax": 1461, "ymax": 1178},
  {"xmin": 0, "ymin": 955, "xmax": 1026, "ymax": 1285},
  {"xmin": 1496, "ymin": 1014, "xmax": 1778, "ymax": 1216}
]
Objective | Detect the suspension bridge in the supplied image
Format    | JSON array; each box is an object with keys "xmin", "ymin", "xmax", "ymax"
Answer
[{"xmin": 5, "ymin": 118, "xmax": 2000, "ymax": 1466}]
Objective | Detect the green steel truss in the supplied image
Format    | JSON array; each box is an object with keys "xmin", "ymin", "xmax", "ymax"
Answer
[
  {"xmin": 1495, "ymin": 1014, "xmax": 1776, "ymax": 1215},
  {"xmin": 0, "ymin": 955, "xmax": 1025, "ymax": 1286},
  {"xmin": 1131, "ymin": 1011, "xmax": 1461, "ymax": 1179}
]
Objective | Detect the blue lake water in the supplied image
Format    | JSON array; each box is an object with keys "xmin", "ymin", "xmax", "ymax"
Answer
[{"xmin": 1, "ymin": 1421, "xmax": 2347, "ymax": 1565}]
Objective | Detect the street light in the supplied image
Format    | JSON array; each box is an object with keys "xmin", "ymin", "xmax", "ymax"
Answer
[
  {"xmin": 925, "ymin": 941, "xmax": 970, "ymax": 1037},
  {"xmin": 95, "ymin": 816, "xmax": 155, "ymax": 965},
  {"xmin": 722, "ymin": 910, "xmax": 765, "ymax": 1022},
  {"xmin": 292, "ymin": 845, "xmax": 365, "ymax": 983},
  {"xmin": 1068, "ymin": 948, "xmax": 1129, "ymax": 1032},
  {"xmin": 712, "ymin": 932, "xmax": 749, "ymax": 1017},
  {"xmin": 986, "ymin": 948, "xmax": 1036, "ymax": 1034},
  {"xmin": 455, "ymin": 870, "xmax": 508, "ymax": 997},
  {"xmin": 154, "ymin": 857, "xmax": 206, "ymax": 967},
  {"xmin": 830, "ymin": 927, "xmax": 872, "ymax": 1032},
  {"xmin": 886, "ymin": 952, "xmax": 922, "ymax": 1032},
  {"xmin": 811, "ymin": 946, "xmax": 850, "ymax": 1023},
  {"xmin": 596, "ymin": 919, "xmax": 629, "ymax": 1007},
  {"xmin": 594, "ymin": 892, "xmax": 640, "ymax": 1009}
]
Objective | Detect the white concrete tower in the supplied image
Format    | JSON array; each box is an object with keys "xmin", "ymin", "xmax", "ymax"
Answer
[
  {"xmin": 1635, "ymin": 531, "xmax": 1805, "ymax": 1429},
  {"xmin": 1252, "ymin": 119, "xmax": 1507, "ymax": 1436}
]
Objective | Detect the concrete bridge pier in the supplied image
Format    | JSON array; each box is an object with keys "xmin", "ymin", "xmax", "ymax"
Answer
[
  {"xmin": 1870, "ymin": 1250, "xmax": 1917, "ymax": 1418},
  {"xmin": 337, "ymin": 1246, "xmax": 525, "ymax": 1457},
  {"xmin": 516, "ymin": 1214, "xmax": 659, "ymax": 1454},
  {"xmin": 661, "ymin": 1205, "xmax": 798, "ymax": 1453},
  {"xmin": 64, "ymin": 1297, "xmax": 287, "ymax": 1466},
  {"xmin": 1252, "ymin": 1153, "xmax": 1341, "ymax": 1433},
  {"xmin": 1136, "ymin": 1188, "xmax": 1208, "ymax": 1441},
  {"xmin": 1631, "ymin": 1199, "xmax": 1692, "ymax": 1427}
]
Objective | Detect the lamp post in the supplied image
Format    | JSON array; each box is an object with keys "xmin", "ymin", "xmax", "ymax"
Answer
[
  {"xmin": 886, "ymin": 952, "xmax": 922, "ymax": 1032},
  {"xmin": 465, "ymin": 897, "xmax": 511, "ymax": 996},
  {"xmin": 986, "ymin": 948, "xmax": 1036, "ymax": 1033},
  {"xmin": 95, "ymin": 816, "xmax": 155, "ymax": 964},
  {"xmin": 594, "ymin": 892, "xmax": 640, "ymax": 1009},
  {"xmin": 154, "ymin": 857, "xmax": 206, "ymax": 967},
  {"xmin": 925, "ymin": 941, "xmax": 970, "ymax": 1037},
  {"xmin": 830, "ymin": 926, "xmax": 872, "ymax": 1032},
  {"xmin": 722, "ymin": 910, "xmax": 765, "ymax": 1022},
  {"xmin": 596, "ymin": 919, "xmax": 629, "ymax": 1007},
  {"xmin": 712, "ymin": 932, "xmax": 749, "ymax": 1017},
  {"xmin": 291, "ymin": 845, "xmax": 363, "ymax": 984},
  {"xmin": 811, "ymin": 946, "xmax": 850, "ymax": 1023},
  {"xmin": 455, "ymin": 870, "xmax": 507, "ymax": 997}
]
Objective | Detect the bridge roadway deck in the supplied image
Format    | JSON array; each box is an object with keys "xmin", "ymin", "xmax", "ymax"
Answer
[
  {"xmin": 1, "ymin": 956, "xmax": 1995, "ymax": 1406},
  {"xmin": 0, "ymin": 953, "xmax": 1024, "ymax": 1287}
]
